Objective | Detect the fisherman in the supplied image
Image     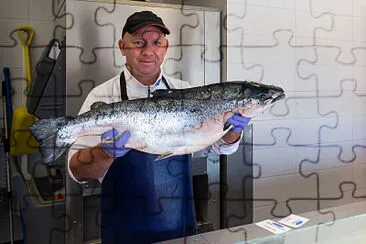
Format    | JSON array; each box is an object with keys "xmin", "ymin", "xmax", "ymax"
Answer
[{"xmin": 68, "ymin": 11, "xmax": 250, "ymax": 243}]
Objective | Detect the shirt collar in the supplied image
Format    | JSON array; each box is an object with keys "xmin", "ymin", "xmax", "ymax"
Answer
[
  {"xmin": 123, "ymin": 65, "xmax": 163, "ymax": 88},
  {"xmin": 123, "ymin": 65, "xmax": 165, "ymax": 99}
]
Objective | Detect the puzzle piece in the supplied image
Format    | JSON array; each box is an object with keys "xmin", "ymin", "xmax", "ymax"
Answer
[{"xmin": 3, "ymin": 0, "xmax": 366, "ymax": 243}]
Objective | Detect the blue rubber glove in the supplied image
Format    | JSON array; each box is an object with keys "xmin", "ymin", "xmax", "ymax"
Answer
[
  {"xmin": 227, "ymin": 114, "xmax": 251, "ymax": 132},
  {"xmin": 101, "ymin": 129, "xmax": 131, "ymax": 158}
]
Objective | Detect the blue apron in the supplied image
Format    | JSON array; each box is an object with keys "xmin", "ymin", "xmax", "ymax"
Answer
[{"xmin": 101, "ymin": 150, "xmax": 197, "ymax": 243}]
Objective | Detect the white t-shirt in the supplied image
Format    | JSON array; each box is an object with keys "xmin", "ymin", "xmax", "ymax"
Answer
[{"xmin": 67, "ymin": 66, "xmax": 241, "ymax": 183}]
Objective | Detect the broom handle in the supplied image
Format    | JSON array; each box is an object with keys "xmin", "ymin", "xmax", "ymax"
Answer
[
  {"xmin": 17, "ymin": 26, "xmax": 34, "ymax": 90},
  {"xmin": 2, "ymin": 71, "xmax": 14, "ymax": 244},
  {"xmin": 24, "ymin": 46, "xmax": 31, "ymax": 90}
]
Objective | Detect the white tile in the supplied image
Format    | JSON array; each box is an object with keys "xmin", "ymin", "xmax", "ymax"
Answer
[
  {"xmin": 300, "ymin": 147, "xmax": 337, "ymax": 173},
  {"xmin": 227, "ymin": 28, "xmax": 245, "ymax": 47},
  {"xmin": 353, "ymin": 66, "xmax": 366, "ymax": 92},
  {"xmin": 226, "ymin": 62, "xmax": 263, "ymax": 82},
  {"xmin": 243, "ymin": 33, "xmax": 280, "ymax": 46},
  {"xmin": 253, "ymin": 146, "xmax": 303, "ymax": 177},
  {"xmin": 204, "ymin": 11, "xmax": 220, "ymax": 85},
  {"xmin": 316, "ymin": 39, "xmax": 354, "ymax": 64},
  {"xmin": 315, "ymin": 45, "xmax": 350, "ymax": 65},
  {"xmin": 317, "ymin": 15, "xmax": 353, "ymax": 41},
  {"xmin": 227, "ymin": 3, "xmax": 247, "ymax": 22},
  {"xmin": 253, "ymin": 199, "xmax": 318, "ymax": 222},
  {"xmin": 350, "ymin": 141, "xmax": 366, "ymax": 165},
  {"xmin": 295, "ymin": 75, "xmax": 319, "ymax": 93},
  {"xmin": 226, "ymin": 61, "xmax": 296, "ymax": 92},
  {"xmin": 292, "ymin": 93, "xmax": 321, "ymax": 117},
  {"xmin": 227, "ymin": 4, "xmax": 295, "ymax": 36},
  {"xmin": 295, "ymin": 0, "xmax": 312, "ymax": 12},
  {"xmin": 0, "ymin": 45, "xmax": 24, "ymax": 68},
  {"xmin": 247, "ymin": 0, "xmax": 295, "ymax": 9},
  {"xmin": 295, "ymin": 40, "xmax": 317, "ymax": 60},
  {"xmin": 295, "ymin": 10, "xmax": 333, "ymax": 39},
  {"xmin": 353, "ymin": 116, "xmax": 366, "ymax": 141},
  {"xmin": 252, "ymin": 118, "xmax": 296, "ymax": 147},
  {"xmin": 353, "ymin": 43, "xmax": 366, "ymax": 66},
  {"xmin": 261, "ymin": 64, "xmax": 297, "ymax": 92},
  {"xmin": 353, "ymin": 0, "xmax": 366, "ymax": 18},
  {"xmin": 294, "ymin": 116, "xmax": 337, "ymax": 145},
  {"xmin": 353, "ymin": 164, "xmax": 366, "ymax": 189},
  {"xmin": 293, "ymin": 36, "xmax": 315, "ymax": 47},
  {"xmin": 253, "ymin": 173, "xmax": 317, "ymax": 208},
  {"xmin": 227, "ymin": 0, "xmax": 245, "ymax": 4},
  {"xmin": 0, "ymin": 0, "xmax": 28, "ymax": 19},
  {"xmin": 0, "ymin": 18, "xmax": 29, "ymax": 44},
  {"xmin": 312, "ymin": 0, "xmax": 353, "ymax": 16},
  {"xmin": 320, "ymin": 115, "xmax": 353, "ymax": 144},
  {"xmin": 243, "ymin": 43, "xmax": 295, "ymax": 65},
  {"xmin": 317, "ymin": 166, "xmax": 354, "ymax": 196},
  {"xmin": 29, "ymin": 0, "xmax": 53, "ymax": 20},
  {"xmin": 299, "ymin": 64, "xmax": 353, "ymax": 94},
  {"xmin": 302, "ymin": 143, "xmax": 366, "ymax": 173},
  {"xmin": 353, "ymin": 16, "xmax": 366, "ymax": 42},
  {"xmin": 319, "ymin": 189, "xmax": 354, "ymax": 210},
  {"xmin": 352, "ymin": 188, "xmax": 366, "ymax": 203},
  {"xmin": 318, "ymin": 90, "xmax": 366, "ymax": 117},
  {"xmin": 226, "ymin": 45, "xmax": 244, "ymax": 64},
  {"xmin": 164, "ymin": 46, "xmax": 205, "ymax": 86},
  {"xmin": 28, "ymin": 20, "xmax": 55, "ymax": 45}
]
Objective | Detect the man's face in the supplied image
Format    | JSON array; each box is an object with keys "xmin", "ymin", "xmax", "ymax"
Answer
[{"xmin": 119, "ymin": 26, "xmax": 168, "ymax": 80}]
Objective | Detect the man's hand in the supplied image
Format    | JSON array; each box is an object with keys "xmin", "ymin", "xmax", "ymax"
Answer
[
  {"xmin": 222, "ymin": 114, "xmax": 251, "ymax": 144},
  {"xmin": 227, "ymin": 114, "xmax": 251, "ymax": 133},
  {"xmin": 101, "ymin": 129, "xmax": 131, "ymax": 158}
]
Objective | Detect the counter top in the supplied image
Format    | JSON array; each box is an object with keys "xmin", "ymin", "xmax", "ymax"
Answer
[{"xmin": 161, "ymin": 201, "xmax": 366, "ymax": 244}]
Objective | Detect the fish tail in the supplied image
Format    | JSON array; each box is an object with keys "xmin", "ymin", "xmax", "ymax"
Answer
[{"xmin": 29, "ymin": 117, "xmax": 72, "ymax": 164}]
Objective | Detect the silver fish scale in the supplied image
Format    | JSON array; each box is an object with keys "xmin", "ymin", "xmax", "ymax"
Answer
[
  {"xmin": 57, "ymin": 95, "xmax": 238, "ymax": 146},
  {"xmin": 30, "ymin": 81, "xmax": 286, "ymax": 163},
  {"xmin": 57, "ymin": 82, "xmax": 284, "ymax": 148}
]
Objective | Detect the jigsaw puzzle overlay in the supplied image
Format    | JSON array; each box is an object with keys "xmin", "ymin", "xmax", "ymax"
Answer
[{"xmin": 1, "ymin": 0, "xmax": 366, "ymax": 243}]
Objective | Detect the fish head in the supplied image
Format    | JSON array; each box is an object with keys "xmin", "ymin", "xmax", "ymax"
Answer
[{"xmin": 228, "ymin": 81, "xmax": 286, "ymax": 117}]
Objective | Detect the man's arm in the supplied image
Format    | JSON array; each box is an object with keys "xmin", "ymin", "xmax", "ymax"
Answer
[
  {"xmin": 68, "ymin": 129, "xmax": 131, "ymax": 182},
  {"xmin": 206, "ymin": 114, "xmax": 250, "ymax": 155},
  {"xmin": 221, "ymin": 131, "xmax": 242, "ymax": 144},
  {"xmin": 69, "ymin": 144, "xmax": 114, "ymax": 182}
]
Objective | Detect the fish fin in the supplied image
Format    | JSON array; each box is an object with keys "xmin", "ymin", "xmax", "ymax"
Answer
[
  {"xmin": 29, "ymin": 117, "xmax": 72, "ymax": 164},
  {"xmin": 151, "ymin": 89, "xmax": 179, "ymax": 97},
  {"xmin": 221, "ymin": 124, "xmax": 233, "ymax": 137},
  {"xmin": 155, "ymin": 153, "xmax": 174, "ymax": 161},
  {"xmin": 223, "ymin": 122, "xmax": 232, "ymax": 131},
  {"xmin": 90, "ymin": 101, "xmax": 107, "ymax": 110},
  {"xmin": 223, "ymin": 123, "xmax": 233, "ymax": 132}
]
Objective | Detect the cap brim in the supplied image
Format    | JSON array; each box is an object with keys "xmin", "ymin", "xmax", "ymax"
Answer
[{"xmin": 130, "ymin": 23, "xmax": 170, "ymax": 35}]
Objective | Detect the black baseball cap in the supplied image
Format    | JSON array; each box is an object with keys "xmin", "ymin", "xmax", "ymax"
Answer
[{"xmin": 122, "ymin": 11, "xmax": 170, "ymax": 37}]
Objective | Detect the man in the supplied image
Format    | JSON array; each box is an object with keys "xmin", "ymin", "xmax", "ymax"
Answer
[{"xmin": 68, "ymin": 11, "xmax": 250, "ymax": 243}]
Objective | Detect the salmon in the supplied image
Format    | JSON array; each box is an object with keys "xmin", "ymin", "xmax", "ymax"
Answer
[{"xmin": 29, "ymin": 81, "xmax": 285, "ymax": 164}]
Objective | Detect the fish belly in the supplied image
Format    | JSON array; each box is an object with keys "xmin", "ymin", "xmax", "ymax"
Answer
[{"xmin": 125, "ymin": 116, "xmax": 226, "ymax": 155}]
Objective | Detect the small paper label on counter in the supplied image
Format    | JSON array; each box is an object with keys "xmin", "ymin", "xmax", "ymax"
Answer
[
  {"xmin": 278, "ymin": 214, "xmax": 309, "ymax": 228},
  {"xmin": 255, "ymin": 219, "xmax": 291, "ymax": 234}
]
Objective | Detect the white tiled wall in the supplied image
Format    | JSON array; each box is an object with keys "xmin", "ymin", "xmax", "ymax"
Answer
[
  {"xmin": 0, "ymin": 1, "xmax": 65, "ymax": 242},
  {"xmin": 227, "ymin": 0, "xmax": 366, "ymax": 222},
  {"xmin": 0, "ymin": 0, "xmax": 64, "ymax": 110}
]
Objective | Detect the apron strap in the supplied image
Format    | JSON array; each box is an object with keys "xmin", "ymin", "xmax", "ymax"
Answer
[
  {"xmin": 119, "ymin": 71, "xmax": 129, "ymax": 101},
  {"xmin": 119, "ymin": 71, "xmax": 170, "ymax": 100}
]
